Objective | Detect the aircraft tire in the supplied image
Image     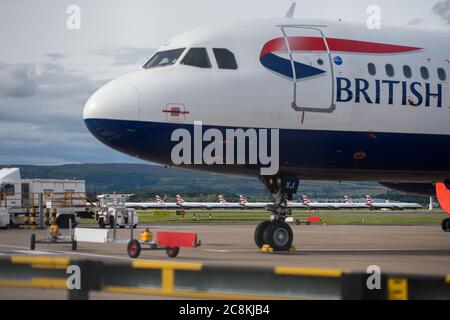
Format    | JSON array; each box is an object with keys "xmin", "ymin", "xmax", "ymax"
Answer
[
  {"xmin": 254, "ymin": 221, "xmax": 271, "ymax": 248},
  {"xmin": 262, "ymin": 221, "xmax": 293, "ymax": 251},
  {"xmin": 30, "ymin": 234, "xmax": 36, "ymax": 250},
  {"xmin": 441, "ymin": 218, "xmax": 450, "ymax": 232},
  {"xmin": 109, "ymin": 216, "xmax": 115, "ymax": 229}
]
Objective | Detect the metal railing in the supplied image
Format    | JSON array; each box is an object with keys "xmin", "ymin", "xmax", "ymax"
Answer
[
  {"xmin": 0, "ymin": 256, "xmax": 448, "ymax": 300},
  {"xmin": 0, "ymin": 192, "xmax": 90, "ymax": 209}
]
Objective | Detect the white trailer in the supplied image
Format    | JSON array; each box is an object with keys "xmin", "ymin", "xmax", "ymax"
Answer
[
  {"xmin": 0, "ymin": 167, "xmax": 92, "ymax": 228},
  {"xmin": 0, "ymin": 208, "xmax": 9, "ymax": 229}
]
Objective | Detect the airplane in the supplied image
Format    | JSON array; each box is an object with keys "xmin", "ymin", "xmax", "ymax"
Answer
[
  {"xmin": 126, "ymin": 194, "xmax": 247, "ymax": 209},
  {"xmin": 342, "ymin": 195, "xmax": 369, "ymax": 209},
  {"xmin": 175, "ymin": 195, "xmax": 234, "ymax": 209},
  {"xmin": 302, "ymin": 194, "xmax": 369, "ymax": 209},
  {"xmin": 218, "ymin": 195, "xmax": 243, "ymax": 208},
  {"xmin": 238, "ymin": 195, "xmax": 269, "ymax": 209},
  {"xmin": 239, "ymin": 194, "xmax": 306, "ymax": 209},
  {"xmin": 301, "ymin": 195, "xmax": 336, "ymax": 209},
  {"xmin": 125, "ymin": 195, "xmax": 179, "ymax": 209},
  {"xmin": 83, "ymin": 3, "xmax": 450, "ymax": 251},
  {"xmin": 365, "ymin": 195, "xmax": 422, "ymax": 210}
]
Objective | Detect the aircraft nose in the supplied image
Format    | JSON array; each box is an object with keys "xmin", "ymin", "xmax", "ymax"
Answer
[
  {"xmin": 83, "ymin": 77, "xmax": 141, "ymax": 145},
  {"xmin": 83, "ymin": 81, "xmax": 140, "ymax": 122}
]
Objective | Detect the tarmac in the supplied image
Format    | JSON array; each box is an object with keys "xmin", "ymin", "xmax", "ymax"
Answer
[{"xmin": 1, "ymin": 223, "xmax": 449, "ymax": 276}]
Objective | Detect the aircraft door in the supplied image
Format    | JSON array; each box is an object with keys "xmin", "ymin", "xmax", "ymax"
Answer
[{"xmin": 281, "ymin": 26, "xmax": 335, "ymax": 113}]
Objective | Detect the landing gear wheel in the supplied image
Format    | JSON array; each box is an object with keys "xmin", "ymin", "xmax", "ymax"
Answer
[
  {"xmin": 254, "ymin": 221, "xmax": 271, "ymax": 248},
  {"xmin": 166, "ymin": 247, "xmax": 180, "ymax": 258},
  {"xmin": 127, "ymin": 239, "xmax": 141, "ymax": 258},
  {"xmin": 72, "ymin": 239, "xmax": 77, "ymax": 251},
  {"xmin": 30, "ymin": 234, "xmax": 36, "ymax": 250},
  {"xmin": 109, "ymin": 216, "xmax": 115, "ymax": 229},
  {"xmin": 262, "ymin": 221, "xmax": 293, "ymax": 251},
  {"xmin": 57, "ymin": 216, "xmax": 68, "ymax": 229},
  {"xmin": 442, "ymin": 218, "xmax": 450, "ymax": 232}
]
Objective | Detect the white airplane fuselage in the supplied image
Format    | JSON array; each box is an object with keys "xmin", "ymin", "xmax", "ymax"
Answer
[
  {"xmin": 368, "ymin": 201, "xmax": 422, "ymax": 210},
  {"xmin": 83, "ymin": 18, "xmax": 450, "ymax": 183}
]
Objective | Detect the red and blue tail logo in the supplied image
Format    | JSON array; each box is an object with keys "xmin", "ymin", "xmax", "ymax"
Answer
[
  {"xmin": 156, "ymin": 195, "xmax": 164, "ymax": 204},
  {"xmin": 344, "ymin": 195, "xmax": 353, "ymax": 204},
  {"xmin": 302, "ymin": 195, "xmax": 311, "ymax": 204},
  {"xmin": 260, "ymin": 36, "xmax": 421, "ymax": 80},
  {"xmin": 219, "ymin": 195, "xmax": 227, "ymax": 204},
  {"xmin": 176, "ymin": 195, "xmax": 185, "ymax": 204}
]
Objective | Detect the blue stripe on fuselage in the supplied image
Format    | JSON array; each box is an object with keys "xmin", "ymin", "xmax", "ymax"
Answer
[{"xmin": 84, "ymin": 118, "xmax": 450, "ymax": 177}]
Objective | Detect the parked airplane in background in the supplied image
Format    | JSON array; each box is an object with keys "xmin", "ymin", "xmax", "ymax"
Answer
[
  {"xmin": 343, "ymin": 195, "xmax": 369, "ymax": 209},
  {"xmin": 84, "ymin": 3, "xmax": 450, "ymax": 251},
  {"xmin": 365, "ymin": 195, "xmax": 422, "ymax": 210},
  {"xmin": 126, "ymin": 195, "xmax": 179, "ymax": 209},
  {"xmin": 175, "ymin": 195, "xmax": 233, "ymax": 209},
  {"xmin": 302, "ymin": 194, "xmax": 365, "ymax": 209},
  {"xmin": 239, "ymin": 195, "xmax": 269, "ymax": 209},
  {"xmin": 301, "ymin": 194, "xmax": 362, "ymax": 209},
  {"xmin": 218, "ymin": 195, "xmax": 242, "ymax": 208},
  {"xmin": 240, "ymin": 195, "xmax": 306, "ymax": 209},
  {"xmin": 301, "ymin": 195, "xmax": 334, "ymax": 209}
]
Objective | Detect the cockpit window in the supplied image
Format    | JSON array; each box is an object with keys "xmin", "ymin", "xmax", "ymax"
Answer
[
  {"xmin": 181, "ymin": 48, "xmax": 211, "ymax": 68},
  {"xmin": 213, "ymin": 48, "xmax": 238, "ymax": 70},
  {"xmin": 143, "ymin": 48, "xmax": 185, "ymax": 69}
]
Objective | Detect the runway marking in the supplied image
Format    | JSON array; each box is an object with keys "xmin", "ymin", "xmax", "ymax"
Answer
[
  {"xmin": 0, "ymin": 244, "xmax": 142, "ymax": 261},
  {"xmin": 294, "ymin": 248, "xmax": 450, "ymax": 252},
  {"xmin": 14, "ymin": 250, "xmax": 58, "ymax": 255},
  {"xmin": 203, "ymin": 247, "xmax": 450, "ymax": 253},
  {"xmin": 203, "ymin": 249, "xmax": 253, "ymax": 253},
  {"xmin": 1, "ymin": 244, "xmax": 448, "ymax": 262}
]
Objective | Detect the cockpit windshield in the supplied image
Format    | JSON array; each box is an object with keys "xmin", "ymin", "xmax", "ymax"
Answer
[{"xmin": 143, "ymin": 48, "xmax": 185, "ymax": 69}]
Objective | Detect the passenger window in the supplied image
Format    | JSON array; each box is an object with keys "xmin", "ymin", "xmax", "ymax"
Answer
[
  {"xmin": 181, "ymin": 48, "xmax": 211, "ymax": 68},
  {"xmin": 143, "ymin": 48, "xmax": 185, "ymax": 69},
  {"xmin": 420, "ymin": 67, "xmax": 429, "ymax": 80},
  {"xmin": 213, "ymin": 48, "xmax": 238, "ymax": 70},
  {"xmin": 403, "ymin": 65, "xmax": 412, "ymax": 78},
  {"xmin": 438, "ymin": 68, "xmax": 447, "ymax": 81},
  {"xmin": 368, "ymin": 63, "xmax": 376, "ymax": 76},
  {"xmin": 385, "ymin": 64, "xmax": 395, "ymax": 77}
]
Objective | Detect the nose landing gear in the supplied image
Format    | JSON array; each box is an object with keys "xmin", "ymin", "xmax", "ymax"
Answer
[{"xmin": 254, "ymin": 176, "xmax": 298, "ymax": 251}]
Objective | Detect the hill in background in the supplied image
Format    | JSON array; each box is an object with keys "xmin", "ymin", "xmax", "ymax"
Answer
[{"xmin": 3, "ymin": 163, "xmax": 430, "ymax": 204}]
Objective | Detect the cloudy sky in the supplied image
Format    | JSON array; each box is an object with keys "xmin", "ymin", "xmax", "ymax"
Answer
[{"xmin": 0, "ymin": 0, "xmax": 449, "ymax": 165}]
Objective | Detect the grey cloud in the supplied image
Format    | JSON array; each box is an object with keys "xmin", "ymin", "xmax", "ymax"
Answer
[
  {"xmin": 0, "ymin": 62, "xmax": 37, "ymax": 98},
  {"xmin": 0, "ymin": 59, "xmax": 138, "ymax": 165},
  {"xmin": 405, "ymin": 18, "xmax": 423, "ymax": 26},
  {"xmin": 46, "ymin": 53, "xmax": 67, "ymax": 61},
  {"xmin": 433, "ymin": 0, "xmax": 450, "ymax": 24},
  {"xmin": 93, "ymin": 46, "xmax": 156, "ymax": 66}
]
